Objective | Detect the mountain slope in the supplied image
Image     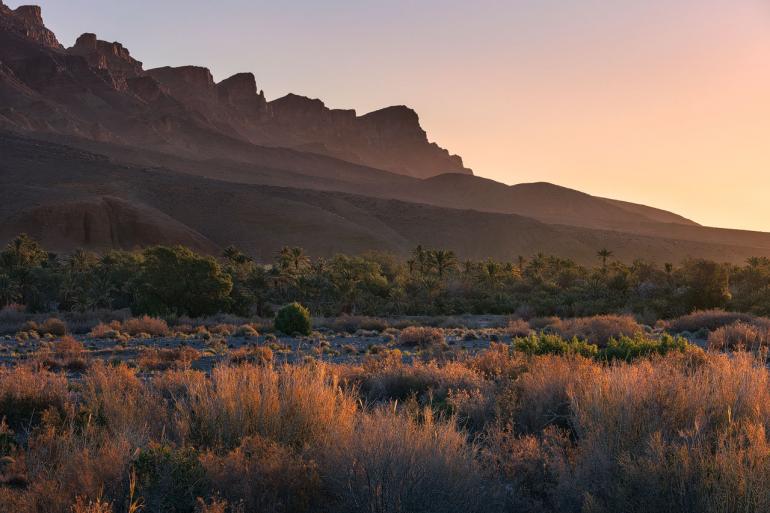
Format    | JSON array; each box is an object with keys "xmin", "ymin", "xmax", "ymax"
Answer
[
  {"xmin": 0, "ymin": 2, "xmax": 468, "ymax": 179},
  {"xmin": 2, "ymin": 3, "xmax": 768, "ymax": 263},
  {"xmin": 2, "ymin": 132, "xmax": 769, "ymax": 265}
]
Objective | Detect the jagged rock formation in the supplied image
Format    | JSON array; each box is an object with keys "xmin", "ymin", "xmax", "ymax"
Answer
[
  {"xmin": 216, "ymin": 72, "xmax": 270, "ymax": 120},
  {"xmin": 66, "ymin": 33, "xmax": 142, "ymax": 90},
  {"xmin": 0, "ymin": 2, "xmax": 60, "ymax": 48},
  {"xmin": 265, "ymin": 96, "xmax": 469, "ymax": 176},
  {"xmin": 0, "ymin": 3, "xmax": 470, "ymax": 178}
]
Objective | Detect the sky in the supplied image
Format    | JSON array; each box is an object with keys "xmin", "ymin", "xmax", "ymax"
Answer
[{"xmin": 12, "ymin": 0, "xmax": 770, "ymax": 231}]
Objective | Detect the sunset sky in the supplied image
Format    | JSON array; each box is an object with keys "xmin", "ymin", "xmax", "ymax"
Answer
[{"xmin": 19, "ymin": 0, "xmax": 770, "ymax": 231}]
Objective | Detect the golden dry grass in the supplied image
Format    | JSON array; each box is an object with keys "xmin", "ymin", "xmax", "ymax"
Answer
[{"xmin": 2, "ymin": 349, "xmax": 770, "ymax": 512}]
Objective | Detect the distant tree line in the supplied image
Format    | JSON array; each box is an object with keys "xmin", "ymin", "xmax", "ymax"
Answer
[{"xmin": 1, "ymin": 234, "xmax": 769, "ymax": 319}]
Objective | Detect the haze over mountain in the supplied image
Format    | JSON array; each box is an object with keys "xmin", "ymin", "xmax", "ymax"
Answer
[{"xmin": 2, "ymin": 2, "xmax": 770, "ymax": 264}]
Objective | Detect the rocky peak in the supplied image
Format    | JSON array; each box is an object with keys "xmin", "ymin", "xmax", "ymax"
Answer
[
  {"xmin": 360, "ymin": 105, "xmax": 424, "ymax": 138},
  {"xmin": 216, "ymin": 72, "xmax": 269, "ymax": 119},
  {"xmin": 0, "ymin": 3, "xmax": 61, "ymax": 48},
  {"xmin": 146, "ymin": 66, "xmax": 216, "ymax": 102},
  {"xmin": 12, "ymin": 5, "xmax": 42, "ymax": 24},
  {"xmin": 217, "ymin": 72, "xmax": 257, "ymax": 100},
  {"xmin": 270, "ymin": 93, "xmax": 330, "ymax": 119},
  {"xmin": 67, "ymin": 32, "xmax": 143, "ymax": 79}
]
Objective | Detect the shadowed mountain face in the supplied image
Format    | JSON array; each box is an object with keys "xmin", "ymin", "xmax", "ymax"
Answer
[
  {"xmin": 3, "ymin": 132, "xmax": 770, "ymax": 265},
  {"xmin": 0, "ymin": 2, "xmax": 469, "ymax": 179},
  {"xmin": 1, "ymin": 3, "xmax": 768, "ymax": 263}
]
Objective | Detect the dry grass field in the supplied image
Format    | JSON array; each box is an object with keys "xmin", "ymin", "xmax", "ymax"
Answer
[{"xmin": 2, "ymin": 311, "xmax": 770, "ymax": 512}]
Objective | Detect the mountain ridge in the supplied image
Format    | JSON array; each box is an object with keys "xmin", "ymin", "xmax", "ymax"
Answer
[
  {"xmin": 0, "ymin": 3, "xmax": 470, "ymax": 178},
  {"xmin": 2, "ymin": 131, "xmax": 769, "ymax": 266},
  {"xmin": 1, "ymin": 2, "xmax": 766, "ymax": 264}
]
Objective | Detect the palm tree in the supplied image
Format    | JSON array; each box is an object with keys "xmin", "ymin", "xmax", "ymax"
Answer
[
  {"xmin": 223, "ymin": 245, "xmax": 251, "ymax": 264},
  {"xmin": 411, "ymin": 245, "xmax": 430, "ymax": 275},
  {"xmin": 431, "ymin": 249, "xmax": 457, "ymax": 278},
  {"xmin": 597, "ymin": 248, "xmax": 614, "ymax": 272},
  {"xmin": 277, "ymin": 246, "xmax": 309, "ymax": 273},
  {"xmin": 277, "ymin": 246, "xmax": 293, "ymax": 271},
  {"xmin": 289, "ymin": 247, "xmax": 310, "ymax": 272}
]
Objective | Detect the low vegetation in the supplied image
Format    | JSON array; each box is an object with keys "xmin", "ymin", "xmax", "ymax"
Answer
[
  {"xmin": 274, "ymin": 302, "xmax": 312, "ymax": 336},
  {"xmin": 1, "ymin": 343, "xmax": 770, "ymax": 512},
  {"xmin": 4, "ymin": 235, "xmax": 770, "ymax": 512},
  {"xmin": 3, "ymin": 235, "xmax": 770, "ymax": 320}
]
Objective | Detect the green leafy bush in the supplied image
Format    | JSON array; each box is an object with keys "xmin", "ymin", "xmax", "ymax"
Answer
[
  {"xmin": 133, "ymin": 444, "xmax": 208, "ymax": 513},
  {"xmin": 275, "ymin": 302, "xmax": 312, "ymax": 336},
  {"xmin": 600, "ymin": 333, "xmax": 690, "ymax": 362},
  {"xmin": 513, "ymin": 332, "xmax": 690, "ymax": 362},
  {"xmin": 513, "ymin": 333, "xmax": 598, "ymax": 358}
]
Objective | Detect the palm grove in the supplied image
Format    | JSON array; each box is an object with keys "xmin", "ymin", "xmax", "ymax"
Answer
[{"xmin": 2, "ymin": 234, "xmax": 769, "ymax": 320}]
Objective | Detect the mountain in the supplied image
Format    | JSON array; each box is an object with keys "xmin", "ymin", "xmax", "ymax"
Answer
[
  {"xmin": 2, "ymin": 3, "xmax": 769, "ymax": 264},
  {"xmin": 4, "ymin": 131, "xmax": 770, "ymax": 266},
  {"xmin": 0, "ymin": 2, "xmax": 469, "ymax": 178}
]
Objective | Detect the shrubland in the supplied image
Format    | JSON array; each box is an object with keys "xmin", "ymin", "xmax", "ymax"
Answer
[
  {"xmin": 4, "ymin": 235, "xmax": 770, "ymax": 511},
  {"xmin": 3, "ymin": 235, "xmax": 770, "ymax": 320},
  {"xmin": 2, "ymin": 344, "xmax": 770, "ymax": 512}
]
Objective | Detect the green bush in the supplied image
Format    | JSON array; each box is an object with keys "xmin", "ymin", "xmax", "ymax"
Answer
[
  {"xmin": 133, "ymin": 444, "xmax": 208, "ymax": 513},
  {"xmin": 513, "ymin": 332, "xmax": 690, "ymax": 362},
  {"xmin": 275, "ymin": 302, "xmax": 312, "ymax": 336},
  {"xmin": 513, "ymin": 333, "xmax": 598, "ymax": 358},
  {"xmin": 599, "ymin": 333, "xmax": 690, "ymax": 362}
]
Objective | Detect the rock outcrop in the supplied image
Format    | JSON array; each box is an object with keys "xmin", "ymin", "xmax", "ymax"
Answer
[
  {"xmin": 266, "ymin": 96, "xmax": 469, "ymax": 177},
  {"xmin": 0, "ymin": 3, "xmax": 471, "ymax": 178},
  {"xmin": 67, "ymin": 33, "xmax": 143, "ymax": 91},
  {"xmin": 0, "ymin": 3, "xmax": 60, "ymax": 48},
  {"xmin": 216, "ymin": 72, "xmax": 270, "ymax": 120}
]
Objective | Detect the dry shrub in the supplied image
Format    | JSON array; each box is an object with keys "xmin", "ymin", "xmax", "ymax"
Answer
[
  {"xmin": 138, "ymin": 346, "xmax": 199, "ymax": 371},
  {"xmin": 165, "ymin": 364, "xmax": 357, "ymax": 450},
  {"xmin": 54, "ymin": 336, "xmax": 84, "ymax": 360},
  {"xmin": 0, "ymin": 365, "xmax": 69, "ymax": 431},
  {"xmin": 10, "ymin": 406, "xmax": 134, "ymax": 513},
  {"xmin": 447, "ymin": 388, "xmax": 497, "ymax": 432},
  {"xmin": 506, "ymin": 318, "xmax": 532, "ymax": 337},
  {"xmin": 234, "ymin": 324, "xmax": 259, "ymax": 338},
  {"xmin": 398, "ymin": 326, "xmax": 445, "ymax": 348},
  {"xmin": 323, "ymin": 408, "xmax": 502, "ymax": 513},
  {"xmin": 468, "ymin": 342, "xmax": 527, "ymax": 380},
  {"xmin": 344, "ymin": 352, "xmax": 488, "ymax": 405},
  {"xmin": 79, "ymin": 362, "xmax": 165, "ymax": 442},
  {"xmin": 88, "ymin": 323, "xmax": 122, "ymax": 339},
  {"xmin": 666, "ymin": 309, "xmax": 756, "ymax": 333},
  {"xmin": 708, "ymin": 321, "xmax": 770, "ymax": 351},
  {"xmin": 555, "ymin": 315, "xmax": 642, "ymax": 346},
  {"xmin": 484, "ymin": 426, "xmax": 571, "ymax": 513},
  {"xmin": 511, "ymin": 355, "xmax": 601, "ymax": 434},
  {"xmin": 209, "ymin": 323, "xmax": 235, "ymax": 336},
  {"xmin": 201, "ymin": 435, "xmax": 322, "ymax": 512},
  {"xmin": 559, "ymin": 353, "xmax": 770, "ymax": 512},
  {"xmin": 71, "ymin": 497, "xmax": 113, "ymax": 513},
  {"xmin": 122, "ymin": 316, "xmax": 170, "ymax": 337},
  {"xmin": 195, "ymin": 497, "xmax": 233, "ymax": 513},
  {"xmin": 40, "ymin": 318, "xmax": 68, "ymax": 337},
  {"xmin": 228, "ymin": 346, "xmax": 273, "ymax": 366}
]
